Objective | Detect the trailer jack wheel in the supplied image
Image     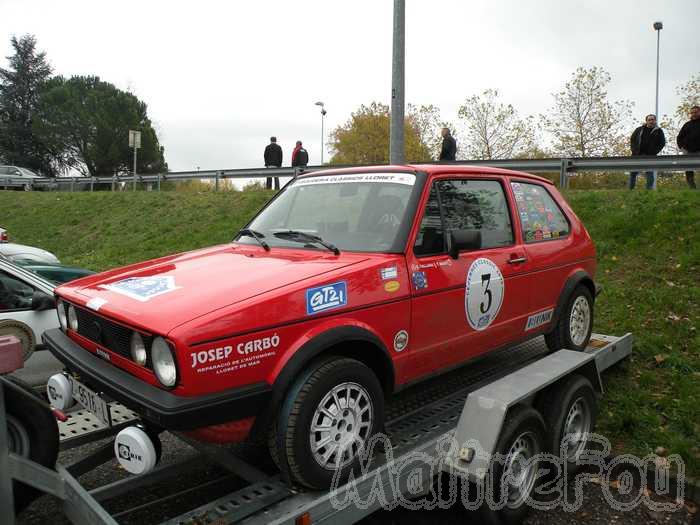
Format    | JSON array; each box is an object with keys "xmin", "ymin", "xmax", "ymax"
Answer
[{"xmin": 480, "ymin": 406, "xmax": 545, "ymax": 525}]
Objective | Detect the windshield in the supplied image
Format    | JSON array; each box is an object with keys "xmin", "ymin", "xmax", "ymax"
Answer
[{"xmin": 239, "ymin": 172, "xmax": 418, "ymax": 252}]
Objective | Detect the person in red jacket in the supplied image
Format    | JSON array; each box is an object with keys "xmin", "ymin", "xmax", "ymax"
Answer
[{"xmin": 291, "ymin": 141, "xmax": 309, "ymax": 168}]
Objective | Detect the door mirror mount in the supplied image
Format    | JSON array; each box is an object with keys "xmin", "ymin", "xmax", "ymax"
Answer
[
  {"xmin": 31, "ymin": 291, "xmax": 56, "ymax": 311},
  {"xmin": 448, "ymin": 230, "xmax": 481, "ymax": 259}
]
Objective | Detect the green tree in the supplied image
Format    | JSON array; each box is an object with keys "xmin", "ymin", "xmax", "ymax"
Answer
[
  {"xmin": 329, "ymin": 102, "xmax": 431, "ymax": 165},
  {"xmin": 541, "ymin": 67, "xmax": 634, "ymax": 157},
  {"xmin": 660, "ymin": 73, "xmax": 700, "ymax": 154},
  {"xmin": 35, "ymin": 76, "xmax": 167, "ymax": 177},
  {"xmin": 407, "ymin": 103, "xmax": 454, "ymax": 160},
  {"xmin": 457, "ymin": 89, "xmax": 538, "ymax": 159},
  {"xmin": 0, "ymin": 35, "xmax": 53, "ymax": 173}
]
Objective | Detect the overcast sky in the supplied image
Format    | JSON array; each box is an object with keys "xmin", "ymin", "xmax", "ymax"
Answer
[{"xmin": 1, "ymin": 0, "xmax": 698, "ymax": 171}]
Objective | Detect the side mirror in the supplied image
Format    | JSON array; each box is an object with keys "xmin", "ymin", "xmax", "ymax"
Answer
[
  {"xmin": 31, "ymin": 291, "xmax": 56, "ymax": 311},
  {"xmin": 448, "ymin": 229, "xmax": 481, "ymax": 259}
]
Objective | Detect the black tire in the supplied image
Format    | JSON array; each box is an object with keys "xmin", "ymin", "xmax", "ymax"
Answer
[
  {"xmin": 481, "ymin": 406, "xmax": 545, "ymax": 525},
  {"xmin": 541, "ymin": 375, "xmax": 597, "ymax": 475},
  {"xmin": 274, "ymin": 356, "xmax": 385, "ymax": 489},
  {"xmin": 545, "ymin": 285, "xmax": 593, "ymax": 352},
  {"xmin": 4, "ymin": 376, "xmax": 59, "ymax": 514}
]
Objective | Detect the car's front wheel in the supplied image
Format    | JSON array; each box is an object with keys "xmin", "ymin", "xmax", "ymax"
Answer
[
  {"xmin": 545, "ymin": 285, "xmax": 593, "ymax": 352},
  {"xmin": 273, "ymin": 356, "xmax": 384, "ymax": 489}
]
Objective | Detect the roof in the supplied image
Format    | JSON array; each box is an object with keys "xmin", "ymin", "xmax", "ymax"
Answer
[{"xmin": 297, "ymin": 164, "xmax": 553, "ymax": 185}]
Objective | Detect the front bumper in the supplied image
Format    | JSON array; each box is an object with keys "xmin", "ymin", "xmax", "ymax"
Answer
[{"xmin": 43, "ymin": 329, "xmax": 271, "ymax": 431}]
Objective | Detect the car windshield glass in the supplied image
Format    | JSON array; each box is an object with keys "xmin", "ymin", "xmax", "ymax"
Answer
[{"xmin": 239, "ymin": 172, "xmax": 417, "ymax": 252}]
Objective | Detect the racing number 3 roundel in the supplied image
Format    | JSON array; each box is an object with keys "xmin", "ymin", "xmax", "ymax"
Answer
[{"xmin": 465, "ymin": 258, "xmax": 504, "ymax": 331}]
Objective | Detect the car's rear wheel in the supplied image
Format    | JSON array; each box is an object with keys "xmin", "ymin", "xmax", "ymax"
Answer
[
  {"xmin": 545, "ymin": 285, "xmax": 593, "ymax": 352},
  {"xmin": 273, "ymin": 356, "xmax": 384, "ymax": 489}
]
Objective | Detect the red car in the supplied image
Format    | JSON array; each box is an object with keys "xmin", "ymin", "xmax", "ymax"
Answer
[{"xmin": 45, "ymin": 165, "xmax": 597, "ymax": 489}]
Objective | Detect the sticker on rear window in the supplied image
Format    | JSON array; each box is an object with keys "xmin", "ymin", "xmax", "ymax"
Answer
[
  {"xmin": 101, "ymin": 276, "xmax": 180, "ymax": 302},
  {"xmin": 306, "ymin": 281, "xmax": 347, "ymax": 315}
]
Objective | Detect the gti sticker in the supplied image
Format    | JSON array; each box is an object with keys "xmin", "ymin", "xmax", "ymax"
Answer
[
  {"xmin": 384, "ymin": 280, "xmax": 400, "ymax": 293},
  {"xmin": 465, "ymin": 258, "xmax": 504, "ymax": 331},
  {"xmin": 525, "ymin": 308, "xmax": 554, "ymax": 331},
  {"xmin": 294, "ymin": 173, "xmax": 415, "ymax": 187},
  {"xmin": 393, "ymin": 330, "xmax": 409, "ymax": 352},
  {"xmin": 86, "ymin": 297, "xmax": 108, "ymax": 311},
  {"xmin": 101, "ymin": 276, "xmax": 179, "ymax": 302},
  {"xmin": 380, "ymin": 266, "xmax": 398, "ymax": 280},
  {"xmin": 306, "ymin": 281, "xmax": 347, "ymax": 315},
  {"xmin": 412, "ymin": 271, "xmax": 428, "ymax": 290}
]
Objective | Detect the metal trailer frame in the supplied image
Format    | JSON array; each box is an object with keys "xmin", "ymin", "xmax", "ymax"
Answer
[{"xmin": 1, "ymin": 332, "xmax": 631, "ymax": 525}]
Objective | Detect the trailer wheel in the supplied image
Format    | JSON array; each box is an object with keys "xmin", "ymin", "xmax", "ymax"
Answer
[
  {"xmin": 545, "ymin": 285, "xmax": 593, "ymax": 352},
  {"xmin": 274, "ymin": 356, "xmax": 384, "ymax": 489},
  {"xmin": 542, "ymin": 375, "xmax": 597, "ymax": 474},
  {"xmin": 4, "ymin": 377, "xmax": 59, "ymax": 513},
  {"xmin": 481, "ymin": 406, "xmax": 545, "ymax": 525}
]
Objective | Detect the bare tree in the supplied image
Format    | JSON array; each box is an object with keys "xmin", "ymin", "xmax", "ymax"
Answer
[
  {"xmin": 457, "ymin": 89, "xmax": 537, "ymax": 160},
  {"xmin": 407, "ymin": 103, "xmax": 453, "ymax": 161},
  {"xmin": 660, "ymin": 73, "xmax": 700, "ymax": 155},
  {"xmin": 541, "ymin": 67, "xmax": 634, "ymax": 157}
]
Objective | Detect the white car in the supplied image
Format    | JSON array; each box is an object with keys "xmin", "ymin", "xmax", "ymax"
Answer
[
  {"xmin": 0, "ymin": 165, "xmax": 42, "ymax": 190},
  {"xmin": 0, "ymin": 242, "xmax": 60, "ymax": 264},
  {"xmin": 0, "ymin": 258, "xmax": 57, "ymax": 361}
]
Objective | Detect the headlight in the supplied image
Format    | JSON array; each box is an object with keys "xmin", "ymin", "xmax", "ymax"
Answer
[
  {"xmin": 130, "ymin": 332, "xmax": 147, "ymax": 365},
  {"xmin": 67, "ymin": 305, "xmax": 79, "ymax": 331},
  {"xmin": 152, "ymin": 337, "xmax": 177, "ymax": 387},
  {"xmin": 57, "ymin": 299, "xmax": 68, "ymax": 331}
]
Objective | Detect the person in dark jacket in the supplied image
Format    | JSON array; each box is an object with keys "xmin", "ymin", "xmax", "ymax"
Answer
[
  {"xmin": 439, "ymin": 127, "xmax": 457, "ymax": 161},
  {"xmin": 677, "ymin": 105, "xmax": 700, "ymax": 189},
  {"xmin": 629, "ymin": 114, "xmax": 665, "ymax": 190},
  {"xmin": 264, "ymin": 136, "xmax": 283, "ymax": 190},
  {"xmin": 291, "ymin": 141, "xmax": 309, "ymax": 168}
]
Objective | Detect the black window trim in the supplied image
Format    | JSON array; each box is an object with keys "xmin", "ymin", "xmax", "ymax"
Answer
[
  {"xmin": 412, "ymin": 176, "xmax": 516, "ymax": 258},
  {"xmin": 510, "ymin": 179, "xmax": 571, "ymax": 244}
]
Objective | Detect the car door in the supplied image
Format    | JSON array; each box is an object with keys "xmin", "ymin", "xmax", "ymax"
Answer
[
  {"xmin": 0, "ymin": 262, "xmax": 57, "ymax": 354},
  {"xmin": 404, "ymin": 176, "xmax": 533, "ymax": 379}
]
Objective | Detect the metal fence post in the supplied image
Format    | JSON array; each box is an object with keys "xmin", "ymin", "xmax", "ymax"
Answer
[
  {"xmin": 90, "ymin": 177, "xmax": 94, "ymax": 192},
  {"xmin": 71, "ymin": 178, "xmax": 75, "ymax": 192},
  {"xmin": 157, "ymin": 174, "xmax": 161, "ymax": 191},
  {"xmin": 111, "ymin": 175, "xmax": 116, "ymax": 192},
  {"xmin": 215, "ymin": 171, "xmax": 220, "ymax": 191},
  {"xmin": 559, "ymin": 158, "xmax": 569, "ymax": 189}
]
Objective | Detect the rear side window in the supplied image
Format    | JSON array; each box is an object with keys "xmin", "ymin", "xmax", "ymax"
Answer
[{"xmin": 511, "ymin": 182, "xmax": 570, "ymax": 242}]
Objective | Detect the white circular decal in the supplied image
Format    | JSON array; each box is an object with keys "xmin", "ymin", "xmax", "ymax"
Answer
[
  {"xmin": 393, "ymin": 330, "xmax": 409, "ymax": 352},
  {"xmin": 465, "ymin": 258, "xmax": 504, "ymax": 331}
]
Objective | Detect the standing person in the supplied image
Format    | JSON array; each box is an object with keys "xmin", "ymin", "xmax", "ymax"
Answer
[
  {"xmin": 291, "ymin": 141, "xmax": 309, "ymax": 168},
  {"xmin": 439, "ymin": 127, "xmax": 457, "ymax": 161},
  {"xmin": 629, "ymin": 114, "xmax": 665, "ymax": 190},
  {"xmin": 677, "ymin": 105, "xmax": 700, "ymax": 189},
  {"xmin": 264, "ymin": 136, "xmax": 283, "ymax": 190}
]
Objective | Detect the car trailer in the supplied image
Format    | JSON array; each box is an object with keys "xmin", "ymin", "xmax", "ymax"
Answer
[{"xmin": 1, "ymin": 331, "xmax": 632, "ymax": 525}]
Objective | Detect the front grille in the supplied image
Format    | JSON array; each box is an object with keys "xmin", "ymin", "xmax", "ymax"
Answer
[{"xmin": 73, "ymin": 306, "xmax": 152, "ymax": 364}]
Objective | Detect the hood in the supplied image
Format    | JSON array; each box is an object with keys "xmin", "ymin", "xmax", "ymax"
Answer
[
  {"xmin": 57, "ymin": 244, "xmax": 368, "ymax": 334},
  {"xmin": 0, "ymin": 243, "xmax": 60, "ymax": 264}
]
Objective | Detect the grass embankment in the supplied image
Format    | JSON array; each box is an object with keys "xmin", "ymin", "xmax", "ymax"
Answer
[{"xmin": 1, "ymin": 189, "xmax": 698, "ymax": 474}]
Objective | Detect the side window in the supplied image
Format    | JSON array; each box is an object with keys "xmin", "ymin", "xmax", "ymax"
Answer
[
  {"xmin": 0, "ymin": 271, "xmax": 35, "ymax": 311},
  {"xmin": 413, "ymin": 185, "xmax": 445, "ymax": 256},
  {"xmin": 511, "ymin": 182, "xmax": 570, "ymax": 242},
  {"xmin": 437, "ymin": 179, "xmax": 514, "ymax": 249}
]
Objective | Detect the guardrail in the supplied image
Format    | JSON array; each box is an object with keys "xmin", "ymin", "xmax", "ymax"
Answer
[{"xmin": 2, "ymin": 154, "xmax": 699, "ymax": 191}]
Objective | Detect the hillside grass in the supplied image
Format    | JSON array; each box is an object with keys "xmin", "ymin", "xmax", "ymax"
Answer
[{"xmin": 1, "ymin": 188, "xmax": 698, "ymax": 474}]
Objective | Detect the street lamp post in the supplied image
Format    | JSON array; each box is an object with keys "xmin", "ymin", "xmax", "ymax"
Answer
[
  {"xmin": 653, "ymin": 21, "xmax": 663, "ymax": 119},
  {"xmin": 315, "ymin": 101, "xmax": 327, "ymax": 165},
  {"xmin": 390, "ymin": 0, "xmax": 405, "ymax": 165}
]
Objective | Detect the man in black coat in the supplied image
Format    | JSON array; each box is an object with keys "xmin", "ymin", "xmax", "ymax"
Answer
[
  {"xmin": 629, "ymin": 114, "xmax": 665, "ymax": 190},
  {"xmin": 677, "ymin": 105, "xmax": 700, "ymax": 189},
  {"xmin": 264, "ymin": 136, "xmax": 283, "ymax": 190},
  {"xmin": 439, "ymin": 127, "xmax": 457, "ymax": 161}
]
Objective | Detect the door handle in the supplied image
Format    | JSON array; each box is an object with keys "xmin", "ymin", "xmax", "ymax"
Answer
[{"xmin": 507, "ymin": 256, "xmax": 527, "ymax": 264}]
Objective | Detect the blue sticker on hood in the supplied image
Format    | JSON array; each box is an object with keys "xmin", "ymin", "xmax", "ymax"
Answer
[
  {"xmin": 102, "ymin": 276, "xmax": 179, "ymax": 302},
  {"xmin": 306, "ymin": 281, "xmax": 347, "ymax": 315}
]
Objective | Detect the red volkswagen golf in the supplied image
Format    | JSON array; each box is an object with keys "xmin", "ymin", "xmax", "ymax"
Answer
[{"xmin": 45, "ymin": 165, "xmax": 597, "ymax": 489}]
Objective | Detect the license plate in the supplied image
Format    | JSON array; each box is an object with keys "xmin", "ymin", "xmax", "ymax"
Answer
[{"xmin": 72, "ymin": 378, "xmax": 112, "ymax": 427}]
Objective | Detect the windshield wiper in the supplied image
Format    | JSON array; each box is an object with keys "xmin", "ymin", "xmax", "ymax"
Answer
[
  {"xmin": 237, "ymin": 228, "xmax": 270, "ymax": 251},
  {"xmin": 273, "ymin": 230, "xmax": 340, "ymax": 255}
]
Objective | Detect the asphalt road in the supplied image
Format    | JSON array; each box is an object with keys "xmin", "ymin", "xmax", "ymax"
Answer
[{"xmin": 11, "ymin": 349, "xmax": 62, "ymax": 388}]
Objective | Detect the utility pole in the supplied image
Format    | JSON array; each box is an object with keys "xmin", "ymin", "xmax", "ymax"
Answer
[
  {"xmin": 315, "ymin": 101, "xmax": 327, "ymax": 164},
  {"xmin": 389, "ymin": 0, "xmax": 405, "ymax": 165},
  {"xmin": 653, "ymin": 21, "xmax": 663, "ymax": 119}
]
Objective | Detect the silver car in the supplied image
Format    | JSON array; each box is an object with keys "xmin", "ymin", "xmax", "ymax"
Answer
[{"xmin": 0, "ymin": 165, "xmax": 42, "ymax": 190}]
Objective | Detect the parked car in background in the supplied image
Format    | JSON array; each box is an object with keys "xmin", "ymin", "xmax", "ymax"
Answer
[
  {"xmin": 46, "ymin": 165, "xmax": 598, "ymax": 490},
  {"xmin": 0, "ymin": 165, "xmax": 42, "ymax": 190},
  {"xmin": 0, "ymin": 258, "xmax": 57, "ymax": 361},
  {"xmin": 0, "ymin": 242, "xmax": 60, "ymax": 264}
]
